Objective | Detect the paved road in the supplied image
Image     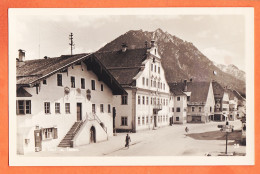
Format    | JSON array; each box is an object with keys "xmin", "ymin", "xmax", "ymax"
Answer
[{"xmin": 26, "ymin": 120, "xmax": 245, "ymax": 156}]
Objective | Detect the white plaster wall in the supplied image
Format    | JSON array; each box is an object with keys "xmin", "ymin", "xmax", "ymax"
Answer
[
  {"xmin": 173, "ymin": 95, "xmax": 187, "ymax": 124},
  {"xmin": 113, "ymin": 89, "xmax": 133, "ymax": 130},
  {"xmin": 16, "ymin": 63, "xmax": 114, "ymax": 154}
]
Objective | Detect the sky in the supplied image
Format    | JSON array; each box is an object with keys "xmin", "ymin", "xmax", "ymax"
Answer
[{"xmin": 12, "ymin": 14, "xmax": 246, "ymax": 71}]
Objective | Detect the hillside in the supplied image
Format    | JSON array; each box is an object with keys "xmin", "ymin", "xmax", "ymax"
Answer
[{"xmin": 99, "ymin": 28, "xmax": 246, "ymax": 95}]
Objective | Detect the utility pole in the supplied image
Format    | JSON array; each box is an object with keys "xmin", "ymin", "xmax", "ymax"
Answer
[{"xmin": 69, "ymin": 33, "xmax": 75, "ymax": 55}]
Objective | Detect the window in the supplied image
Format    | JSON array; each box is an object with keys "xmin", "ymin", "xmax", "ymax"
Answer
[
  {"xmin": 138, "ymin": 96, "xmax": 141, "ymax": 105},
  {"xmin": 121, "ymin": 117, "xmax": 128, "ymax": 126},
  {"xmin": 57, "ymin": 74, "xmax": 62, "ymax": 86},
  {"xmin": 158, "ymin": 67, "xmax": 160, "ymax": 74},
  {"xmin": 153, "ymin": 80, "xmax": 156, "ymax": 87},
  {"xmin": 177, "ymin": 107, "xmax": 181, "ymax": 112},
  {"xmin": 146, "ymin": 78, "xmax": 148, "ymax": 86},
  {"xmin": 142, "ymin": 96, "xmax": 145, "ymax": 105},
  {"xmin": 44, "ymin": 102, "xmax": 51, "ymax": 114},
  {"xmin": 55, "ymin": 103, "xmax": 60, "ymax": 114},
  {"xmin": 172, "ymin": 107, "xmax": 174, "ymax": 112},
  {"xmin": 101, "ymin": 84, "xmax": 104, "ymax": 91},
  {"xmin": 150, "ymin": 116, "xmax": 153, "ymax": 123},
  {"xmin": 81, "ymin": 78, "xmax": 85, "ymax": 89},
  {"xmin": 160, "ymin": 83, "xmax": 162, "ymax": 89},
  {"xmin": 210, "ymin": 106, "xmax": 212, "ymax": 112},
  {"xmin": 142, "ymin": 117, "xmax": 145, "ymax": 125},
  {"xmin": 163, "ymin": 99, "xmax": 165, "ymax": 106},
  {"xmin": 100, "ymin": 104, "xmax": 104, "ymax": 113},
  {"xmin": 192, "ymin": 107, "xmax": 195, "ymax": 112},
  {"xmin": 42, "ymin": 128, "xmax": 58, "ymax": 140},
  {"xmin": 65, "ymin": 103, "xmax": 70, "ymax": 114},
  {"xmin": 163, "ymin": 83, "xmax": 165, "ymax": 90},
  {"xmin": 151, "ymin": 64, "xmax": 153, "ymax": 71},
  {"xmin": 142, "ymin": 77, "xmax": 145, "ymax": 85},
  {"xmin": 121, "ymin": 95, "xmax": 128, "ymax": 105},
  {"xmin": 108, "ymin": 104, "xmax": 111, "ymax": 113},
  {"xmin": 176, "ymin": 117, "xmax": 179, "ymax": 121},
  {"xmin": 199, "ymin": 107, "xmax": 202, "ymax": 112},
  {"xmin": 151, "ymin": 79, "xmax": 153, "ymax": 87},
  {"xmin": 92, "ymin": 104, "xmax": 96, "ymax": 113},
  {"xmin": 138, "ymin": 117, "xmax": 141, "ymax": 125},
  {"xmin": 146, "ymin": 116, "xmax": 149, "ymax": 124},
  {"xmin": 146, "ymin": 97, "xmax": 149, "ymax": 105},
  {"xmin": 43, "ymin": 79, "xmax": 47, "ymax": 85},
  {"xmin": 166, "ymin": 99, "xmax": 168, "ymax": 106},
  {"xmin": 177, "ymin": 97, "xmax": 180, "ymax": 101},
  {"xmin": 155, "ymin": 65, "xmax": 157, "ymax": 72},
  {"xmin": 187, "ymin": 96, "xmax": 190, "ymax": 101},
  {"xmin": 158, "ymin": 82, "xmax": 160, "ymax": 88},
  {"xmin": 91, "ymin": 80, "xmax": 95, "ymax": 90},
  {"xmin": 16, "ymin": 100, "xmax": 31, "ymax": 115},
  {"xmin": 71, "ymin": 76, "xmax": 75, "ymax": 88}
]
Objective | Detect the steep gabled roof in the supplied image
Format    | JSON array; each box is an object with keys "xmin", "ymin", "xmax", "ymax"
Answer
[
  {"xmin": 187, "ymin": 82, "xmax": 211, "ymax": 104},
  {"xmin": 212, "ymin": 81, "xmax": 225, "ymax": 99},
  {"xmin": 168, "ymin": 83, "xmax": 186, "ymax": 96},
  {"xmin": 170, "ymin": 81, "xmax": 211, "ymax": 104},
  {"xmin": 16, "ymin": 53, "xmax": 127, "ymax": 95},
  {"xmin": 226, "ymin": 88, "xmax": 236, "ymax": 100},
  {"xmin": 94, "ymin": 48, "xmax": 148, "ymax": 85}
]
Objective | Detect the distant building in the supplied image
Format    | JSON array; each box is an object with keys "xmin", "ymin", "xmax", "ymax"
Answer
[
  {"xmin": 226, "ymin": 88, "xmax": 239, "ymax": 121},
  {"xmin": 169, "ymin": 80, "xmax": 215, "ymax": 123},
  {"xmin": 212, "ymin": 81, "xmax": 230, "ymax": 121},
  {"xmin": 16, "ymin": 50, "xmax": 126, "ymax": 154},
  {"xmin": 94, "ymin": 41, "xmax": 171, "ymax": 132}
]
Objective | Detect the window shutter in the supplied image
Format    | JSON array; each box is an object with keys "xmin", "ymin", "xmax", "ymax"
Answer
[{"xmin": 53, "ymin": 128, "xmax": 58, "ymax": 139}]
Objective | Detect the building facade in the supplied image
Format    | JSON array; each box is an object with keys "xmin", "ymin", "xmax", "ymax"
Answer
[
  {"xmin": 95, "ymin": 41, "xmax": 171, "ymax": 132},
  {"xmin": 16, "ymin": 51, "xmax": 126, "ymax": 154}
]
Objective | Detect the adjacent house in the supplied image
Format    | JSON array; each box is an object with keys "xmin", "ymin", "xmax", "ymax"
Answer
[
  {"xmin": 226, "ymin": 88, "xmax": 239, "ymax": 121},
  {"xmin": 94, "ymin": 41, "xmax": 172, "ymax": 132},
  {"xmin": 16, "ymin": 50, "xmax": 126, "ymax": 154},
  {"xmin": 168, "ymin": 83, "xmax": 187, "ymax": 124},
  {"xmin": 212, "ymin": 81, "xmax": 230, "ymax": 121}
]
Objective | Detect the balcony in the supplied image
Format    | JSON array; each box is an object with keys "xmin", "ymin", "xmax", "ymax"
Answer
[{"xmin": 153, "ymin": 104, "xmax": 162, "ymax": 113}]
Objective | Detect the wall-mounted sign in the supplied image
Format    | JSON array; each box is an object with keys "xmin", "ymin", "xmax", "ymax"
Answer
[
  {"xmin": 64, "ymin": 87, "xmax": 70, "ymax": 95},
  {"xmin": 86, "ymin": 89, "xmax": 91, "ymax": 100}
]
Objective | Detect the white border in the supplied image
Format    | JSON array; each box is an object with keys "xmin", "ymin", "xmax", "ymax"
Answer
[{"xmin": 8, "ymin": 8, "xmax": 254, "ymax": 166}]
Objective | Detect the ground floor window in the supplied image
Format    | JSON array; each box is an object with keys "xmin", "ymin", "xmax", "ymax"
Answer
[
  {"xmin": 121, "ymin": 116, "xmax": 128, "ymax": 126},
  {"xmin": 150, "ymin": 116, "xmax": 153, "ymax": 123},
  {"xmin": 42, "ymin": 127, "xmax": 58, "ymax": 140},
  {"xmin": 146, "ymin": 116, "xmax": 149, "ymax": 124},
  {"xmin": 138, "ymin": 117, "xmax": 141, "ymax": 125},
  {"xmin": 176, "ymin": 117, "xmax": 179, "ymax": 121},
  {"xmin": 142, "ymin": 117, "xmax": 145, "ymax": 125}
]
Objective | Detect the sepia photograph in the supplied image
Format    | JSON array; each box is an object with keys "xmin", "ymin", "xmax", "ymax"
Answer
[{"xmin": 8, "ymin": 8, "xmax": 254, "ymax": 166}]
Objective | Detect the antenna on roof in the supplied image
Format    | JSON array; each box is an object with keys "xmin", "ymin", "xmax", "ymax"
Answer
[{"xmin": 69, "ymin": 33, "xmax": 75, "ymax": 55}]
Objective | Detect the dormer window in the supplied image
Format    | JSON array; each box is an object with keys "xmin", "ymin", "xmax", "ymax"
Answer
[{"xmin": 43, "ymin": 79, "xmax": 47, "ymax": 85}]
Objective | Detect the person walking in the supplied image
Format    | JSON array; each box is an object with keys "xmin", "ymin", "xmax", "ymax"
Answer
[
  {"xmin": 185, "ymin": 126, "xmax": 189, "ymax": 137},
  {"xmin": 125, "ymin": 134, "xmax": 131, "ymax": 148}
]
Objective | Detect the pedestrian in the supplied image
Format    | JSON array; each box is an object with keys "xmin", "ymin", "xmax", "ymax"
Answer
[
  {"xmin": 125, "ymin": 133, "xmax": 131, "ymax": 148},
  {"xmin": 185, "ymin": 126, "xmax": 189, "ymax": 134}
]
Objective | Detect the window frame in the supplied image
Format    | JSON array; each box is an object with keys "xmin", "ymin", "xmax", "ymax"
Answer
[
  {"xmin": 121, "ymin": 95, "xmax": 128, "ymax": 105},
  {"xmin": 91, "ymin": 80, "xmax": 96, "ymax": 90},
  {"xmin": 57, "ymin": 74, "xmax": 62, "ymax": 86},
  {"xmin": 121, "ymin": 116, "xmax": 128, "ymax": 126},
  {"xmin": 44, "ymin": 102, "xmax": 51, "ymax": 114},
  {"xmin": 81, "ymin": 78, "xmax": 85, "ymax": 89},
  {"xmin": 65, "ymin": 103, "xmax": 70, "ymax": 114},
  {"xmin": 100, "ymin": 104, "xmax": 104, "ymax": 113},
  {"xmin": 55, "ymin": 103, "xmax": 60, "ymax": 114},
  {"xmin": 176, "ymin": 107, "xmax": 181, "ymax": 112},
  {"xmin": 71, "ymin": 76, "xmax": 75, "ymax": 88}
]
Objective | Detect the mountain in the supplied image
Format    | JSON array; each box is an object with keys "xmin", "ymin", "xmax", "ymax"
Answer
[
  {"xmin": 99, "ymin": 28, "xmax": 246, "ymax": 95},
  {"xmin": 214, "ymin": 63, "xmax": 246, "ymax": 81}
]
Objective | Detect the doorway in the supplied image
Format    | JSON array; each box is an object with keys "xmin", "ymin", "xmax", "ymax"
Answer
[
  {"xmin": 77, "ymin": 103, "xmax": 82, "ymax": 121},
  {"xmin": 34, "ymin": 129, "xmax": 42, "ymax": 152},
  {"xmin": 90, "ymin": 126, "xmax": 96, "ymax": 143}
]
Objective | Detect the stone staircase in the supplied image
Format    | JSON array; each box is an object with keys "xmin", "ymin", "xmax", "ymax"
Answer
[{"xmin": 58, "ymin": 121, "xmax": 83, "ymax": 148}]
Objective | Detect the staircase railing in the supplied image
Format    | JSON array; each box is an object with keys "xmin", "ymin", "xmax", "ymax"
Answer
[{"xmin": 93, "ymin": 113, "xmax": 107, "ymax": 133}]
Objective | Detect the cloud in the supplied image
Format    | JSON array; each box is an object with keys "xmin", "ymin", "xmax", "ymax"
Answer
[
  {"xmin": 197, "ymin": 30, "xmax": 211, "ymax": 38},
  {"xmin": 201, "ymin": 47, "xmax": 234, "ymax": 65}
]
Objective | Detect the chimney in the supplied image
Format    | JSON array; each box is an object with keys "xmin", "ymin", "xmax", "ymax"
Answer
[
  {"xmin": 151, "ymin": 40, "xmax": 155, "ymax": 47},
  {"xmin": 184, "ymin": 79, "xmax": 187, "ymax": 92},
  {"xmin": 190, "ymin": 78, "xmax": 192, "ymax": 82},
  {"xmin": 18, "ymin": 49, "xmax": 25, "ymax": 62},
  {"xmin": 121, "ymin": 43, "xmax": 127, "ymax": 52}
]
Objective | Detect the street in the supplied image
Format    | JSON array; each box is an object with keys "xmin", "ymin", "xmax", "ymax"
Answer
[{"xmin": 26, "ymin": 120, "xmax": 246, "ymax": 156}]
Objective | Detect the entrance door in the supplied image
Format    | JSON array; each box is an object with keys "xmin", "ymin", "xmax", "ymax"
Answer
[
  {"xmin": 90, "ymin": 126, "xmax": 96, "ymax": 143},
  {"xmin": 34, "ymin": 129, "xmax": 42, "ymax": 152},
  {"xmin": 77, "ymin": 103, "xmax": 82, "ymax": 121}
]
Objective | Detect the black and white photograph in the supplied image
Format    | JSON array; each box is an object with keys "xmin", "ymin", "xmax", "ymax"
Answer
[{"xmin": 9, "ymin": 8, "xmax": 254, "ymax": 166}]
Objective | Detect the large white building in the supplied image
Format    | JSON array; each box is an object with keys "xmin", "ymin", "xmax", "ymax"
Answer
[
  {"xmin": 16, "ymin": 50, "xmax": 126, "ymax": 154},
  {"xmin": 94, "ymin": 41, "xmax": 172, "ymax": 132}
]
